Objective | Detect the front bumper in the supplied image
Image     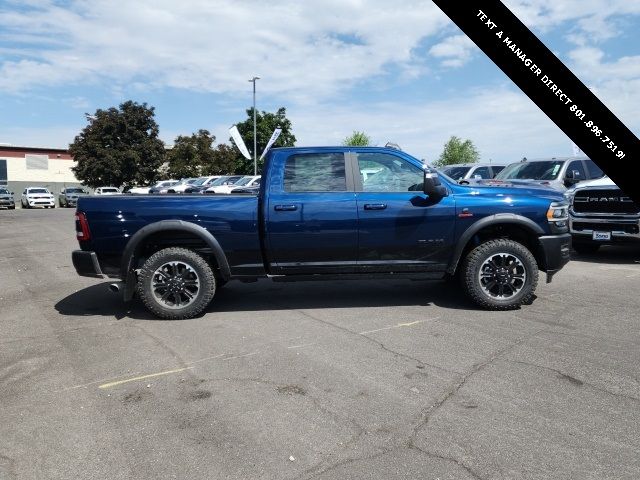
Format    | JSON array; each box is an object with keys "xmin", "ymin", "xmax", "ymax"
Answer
[
  {"xmin": 538, "ymin": 233, "xmax": 572, "ymax": 282},
  {"xmin": 27, "ymin": 198, "xmax": 55, "ymax": 207},
  {"xmin": 0, "ymin": 199, "xmax": 14, "ymax": 208},
  {"xmin": 570, "ymin": 216, "xmax": 640, "ymax": 243},
  {"xmin": 72, "ymin": 250, "xmax": 105, "ymax": 278}
]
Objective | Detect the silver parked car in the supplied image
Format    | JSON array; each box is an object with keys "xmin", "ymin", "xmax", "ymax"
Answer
[
  {"xmin": 0, "ymin": 187, "xmax": 15, "ymax": 210},
  {"xmin": 58, "ymin": 187, "xmax": 88, "ymax": 208},
  {"xmin": 482, "ymin": 156, "xmax": 605, "ymax": 191}
]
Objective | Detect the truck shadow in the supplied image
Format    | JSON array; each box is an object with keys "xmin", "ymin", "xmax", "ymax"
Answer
[
  {"xmin": 570, "ymin": 245, "xmax": 640, "ymax": 265},
  {"xmin": 55, "ymin": 278, "xmax": 477, "ymax": 320}
]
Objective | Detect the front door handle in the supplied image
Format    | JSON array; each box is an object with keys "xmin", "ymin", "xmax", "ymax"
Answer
[
  {"xmin": 274, "ymin": 204, "xmax": 298, "ymax": 211},
  {"xmin": 364, "ymin": 203, "xmax": 387, "ymax": 210}
]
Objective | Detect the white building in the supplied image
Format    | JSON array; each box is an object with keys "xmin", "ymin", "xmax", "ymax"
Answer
[{"xmin": 0, "ymin": 145, "xmax": 82, "ymax": 196}]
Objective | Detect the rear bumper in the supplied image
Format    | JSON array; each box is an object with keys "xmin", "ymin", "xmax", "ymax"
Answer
[
  {"xmin": 538, "ymin": 233, "xmax": 572, "ymax": 281},
  {"xmin": 72, "ymin": 250, "xmax": 105, "ymax": 278}
]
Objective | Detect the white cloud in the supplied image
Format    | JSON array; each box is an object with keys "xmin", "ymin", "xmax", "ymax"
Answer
[
  {"xmin": 287, "ymin": 87, "xmax": 573, "ymax": 163},
  {"xmin": 428, "ymin": 35, "xmax": 476, "ymax": 68},
  {"xmin": 0, "ymin": 0, "xmax": 449, "ymax": 100}
]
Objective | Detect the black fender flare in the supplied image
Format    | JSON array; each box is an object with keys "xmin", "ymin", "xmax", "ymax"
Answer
[
  {"xmin": 446, "ymin": 214, "xmax": 545, "ymax": 274},
  {"xmin": 120, "ymin": 220, "xmax": 231, "ymax": 280}
]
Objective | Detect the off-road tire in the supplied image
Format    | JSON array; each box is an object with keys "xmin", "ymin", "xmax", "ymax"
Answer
[
  {"xmin": 460, "ymin": 239, "xmax": 538, "ymax": 310},
  {"xmin": 137, "ymin": 247, "xmax": 216, "ymax": 319},
  {"xmin": 573, "ymin": 241, "xmax": 600, "ymax": 255}
]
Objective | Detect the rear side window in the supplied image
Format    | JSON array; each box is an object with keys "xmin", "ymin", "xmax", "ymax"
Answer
[
  {"xmin": 284, "ymin": 153, "xmax": 346, "ymax": 192},
  {"xmin": 585, "ymin": 160, "xmax": 604, "ymax": 179}
]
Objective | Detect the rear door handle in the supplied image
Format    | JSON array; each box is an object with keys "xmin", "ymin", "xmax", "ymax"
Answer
[
  {"xmin": 363, "ymin": 203, "xmax": 387, "ymax": 210},
  {"xmin": 274, "ymin": 204, "xmax": 298, "ymax": 211}
]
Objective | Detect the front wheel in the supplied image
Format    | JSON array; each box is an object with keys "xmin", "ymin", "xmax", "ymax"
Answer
[
  {"xmin": 137, "ymin": 247, "xmax": 216, "ymax": 319},
  {"xmin": 460, "ymin": 239, "xmax": 539, "ymax": 310}
]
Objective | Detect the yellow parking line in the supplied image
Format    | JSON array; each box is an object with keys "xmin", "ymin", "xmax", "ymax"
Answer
[{"xmin": 98, "ymin": 366, "xmax": 194, "ymax": 389}]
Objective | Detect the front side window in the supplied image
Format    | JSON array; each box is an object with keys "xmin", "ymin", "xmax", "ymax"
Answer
[
  {"xmin": 356, "ymin": 152, "xmax": 423, "ymax": 192},
  {"xmin": 284, "ymin": 153, "xmax": 346, "ymax": 192}
]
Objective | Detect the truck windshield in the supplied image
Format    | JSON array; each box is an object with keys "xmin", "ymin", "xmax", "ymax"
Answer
[
  {"xmin": 441, "ymin": 166, "xmax": 471, "ymax": 180},
  {"xmin": 495, "ymin": 161, "xmax": 565, "ymax": 181}
]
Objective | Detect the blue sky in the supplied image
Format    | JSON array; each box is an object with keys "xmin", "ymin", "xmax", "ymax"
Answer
[{"xmin": 1, "ymin": 0, "xmax": 639, "ymax": 164}]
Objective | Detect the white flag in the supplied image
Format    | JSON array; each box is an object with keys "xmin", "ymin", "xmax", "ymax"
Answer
[
  {"xmin": 571, "ymin": 141, "xmax": 582, "ymax": 157},
  {"xmin": 259, "ymin": 127, "xmax": 282, "ymax": 160},
  {"xmin": 229, "ymin": 125, "xmax": 252, "ymax": 160}
]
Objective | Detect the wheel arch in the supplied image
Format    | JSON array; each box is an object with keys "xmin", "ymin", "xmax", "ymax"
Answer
[
  {"xmin": 120, "ymin": 220, "xmax": 231, "ymax": 281},
  {"xmin": 447, "ymin": 214, "xmax": 545, "ymax": 275}
]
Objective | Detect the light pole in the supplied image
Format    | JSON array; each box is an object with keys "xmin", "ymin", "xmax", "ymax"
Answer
[{"xmin": 248, "ymin": 76, "xmax": 260, "ymax": 175}]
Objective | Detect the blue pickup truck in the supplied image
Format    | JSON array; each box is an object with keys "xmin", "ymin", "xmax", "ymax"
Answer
[{"xmin": 72, "ymin": 146, "xmax": 571, "ymax": 319}]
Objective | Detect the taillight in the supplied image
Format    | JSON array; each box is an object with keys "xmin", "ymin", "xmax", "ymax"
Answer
[{"xmin": 75, "ymin": 212, "xmax": 91, "ymax": 240}]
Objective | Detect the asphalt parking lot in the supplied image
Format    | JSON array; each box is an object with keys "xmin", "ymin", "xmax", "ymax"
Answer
[{"xmin": 1, "ymin": 208, "xmax": 640, "ymax": 480}]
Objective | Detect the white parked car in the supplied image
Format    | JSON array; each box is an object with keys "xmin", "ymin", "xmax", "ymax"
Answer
[
  {"xmin": 94, "ymin": 187, "xmax": 122, "ymax": 195},
  {"xmin": 219, "ymin": 175, "xmax": 261, "ymax": 194},
  {"xmin": 128, "ymin": 180, "xmax": 179, "ymax": 194},
  {"xmin": 21, "ymin": 187, "xmax": 55, "ymax": 208},
  {"xmin": 204, "ymin": 175, "xmax": 247, "ymax": 194}
]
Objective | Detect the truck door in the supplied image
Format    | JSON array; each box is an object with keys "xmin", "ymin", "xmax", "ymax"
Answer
[
  {"xmin": 353, "ymin": 151, "xmax": 456, "ymax": 272},
  {"xmin": 266, "ymin": 151, "xmax": 358, "ymax": 274}
]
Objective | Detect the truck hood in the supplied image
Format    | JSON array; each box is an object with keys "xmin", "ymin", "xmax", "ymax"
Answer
[
  {"xmin": 570, "ymin": 176, "xmax": 615, "ymax": 189},
  {"xmin": 459, "ymin": 182, "xmax": 565, "ymax": 202},
  {"xmin": 474, "ymin": 178, "xmax": 563, "ymax": 190}
]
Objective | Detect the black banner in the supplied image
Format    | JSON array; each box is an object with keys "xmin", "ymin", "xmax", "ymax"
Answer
[{"xmin": 432, "ymin": 0, "xmax": 640, "ymax": 202}]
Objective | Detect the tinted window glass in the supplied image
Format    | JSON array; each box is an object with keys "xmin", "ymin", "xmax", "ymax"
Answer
[
  {"xmin": 66, "ymin": 187, "xmax": 84, "ymax": 193},
  {"xmin": 284, "ymin": 153, "xmax": 346, "ymax": 192},
  {"xmin": 491, "ymin": 165, "xmax": 505, "ymax": 176},
  {"xmin": 28, "ymin": 188, "xmax": 49, "ymax": 194},
  {"xmin": 441, "ymin": 166, "xmax": 471, "ymax": 180},
  {"xmin": 584, "ymin": 160, "xmax": 604, "ymax": 179},
  {"xmin": 356, "ymin": 152, "xmax": 423, "ymax": 192},
  {"xmin": 0, "ymin": 188, "xmax": 9, "ymax": 194},
  {"xmin": 471, "ymin": 166, "xmax": 491, "ymax": 179},
  {"xmin": 496, "ymin": 161, "xmax": 565, "ymax": 180},
  {"xmin": 567, "ymin": 160, "xmax": 586, "ymax": 181}
]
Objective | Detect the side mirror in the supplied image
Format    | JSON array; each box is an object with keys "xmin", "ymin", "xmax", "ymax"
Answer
[
  {"xmin": 423, "ymin": 171, "xmax": 448, "ymax": 200},
  {"xmin": 565, "ymin": 170, "xmax": 580, "ymax": 186}
]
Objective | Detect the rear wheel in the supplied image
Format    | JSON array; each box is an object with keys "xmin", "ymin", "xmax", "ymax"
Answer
[
  {"xmin": 573, "ymin": 241, "xmax": 601, "ymax": 255},
  {"xmin": 137, "ymin": 247, "xmax": 216, "ymax": 319},
  {"xmin": 460, "ymin": 239, "xmax": 538, "ymax": 310}
]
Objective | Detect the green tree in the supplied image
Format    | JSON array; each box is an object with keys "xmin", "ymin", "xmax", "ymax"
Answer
[
  {"xmin": 166, "ymin": 129, "xmax": 216, "ymax": 178},
  {"xmin": 203, "ymin": 144, "xmax": 242, "ymax": 175},
  {"xmin": 233, "ymin": 107, "xmax": 296, "ymax": 174},
  {"xmin": 70, "ymin": 101, "xmax": 165, "ymax": 189},
  {"xmin": 433, "ymin": 136, "xmax": 480, "ymax": 167},
  {"xmin": 342, "ymin": 131, "xmax": 371, "ymax": 146}
]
